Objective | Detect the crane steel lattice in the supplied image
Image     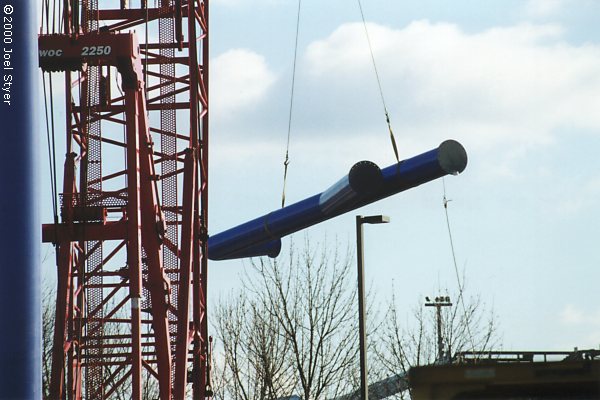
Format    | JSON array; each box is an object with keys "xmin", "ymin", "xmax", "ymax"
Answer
[{"xmin": 40, "ymin": 0, "xmax": 210, "ymax": 398}]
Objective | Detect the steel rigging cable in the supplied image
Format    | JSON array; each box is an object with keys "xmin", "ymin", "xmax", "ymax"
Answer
[
  {"xmin": 357, "ymin": 0, "xmax": 400, "ymax": 164},
  {"xmin": 442, "ymin": 178, "xmax": 477, "ymax": 356},
  {"xmin": 281, "ymin": 0, "xmax": 400, "ymax": 209},
  {"xmin": 281, "ymin": 0, "xmax": 302, "ymax": 208},
  {"xmin": 42, "ymin": 72, "xmax": 59, "ymax": 239}
]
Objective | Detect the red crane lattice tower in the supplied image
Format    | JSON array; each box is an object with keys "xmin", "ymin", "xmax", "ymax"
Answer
[{"xmin": 40, "ymin": 0, "xmax": 210, "ymax": 398}]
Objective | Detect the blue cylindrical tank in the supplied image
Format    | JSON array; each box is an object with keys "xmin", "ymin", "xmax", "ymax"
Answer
[{"xmin": 208, "ymin": 140, "xmax": 467, "ymax": 260}]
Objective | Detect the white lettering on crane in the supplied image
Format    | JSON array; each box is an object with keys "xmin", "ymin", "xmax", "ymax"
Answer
[{"xmin": 39, "ymin": 49, "xmax": 63, "ymax": 57}]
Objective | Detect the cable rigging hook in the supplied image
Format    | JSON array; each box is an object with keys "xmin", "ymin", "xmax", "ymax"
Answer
[{"xmin": 281, "ymin": 0, "xmax": 401, "ymax": 209}]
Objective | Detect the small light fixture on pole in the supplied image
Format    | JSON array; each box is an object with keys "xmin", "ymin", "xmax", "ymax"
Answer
[
  {"xmin": 425, "ymin": 295, "xmax": 452, "ymax": 361},
  {"xmin": 356, "ymin": 215, "xmax": 390, "ymax": 400}
]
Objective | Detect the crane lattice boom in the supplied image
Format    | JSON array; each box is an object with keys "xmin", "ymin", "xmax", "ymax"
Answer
[{"xmin": 40, "ymin": 1, "xmax": 210, "ymax": 398}]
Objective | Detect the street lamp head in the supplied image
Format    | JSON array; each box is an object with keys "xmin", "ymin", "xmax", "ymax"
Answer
[{"xmin": 359, "ymin": 215, "xmax": 391, "ymax": 225}]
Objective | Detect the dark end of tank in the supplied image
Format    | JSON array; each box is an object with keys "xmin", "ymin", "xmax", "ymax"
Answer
[
  {"xmin": 208, "ymin": 238, "xmax": 281, "ymax": 260},
  {"xmin": 348, "ymin": 160, "xmax": 383, "ymax": 194},
  {"xmin": 267, "ymin": 239, "xmax": 282, "ymax": 258},
  {"xmin": 438, "ymin": 140, "xmax": 468, "ymax": 175}
]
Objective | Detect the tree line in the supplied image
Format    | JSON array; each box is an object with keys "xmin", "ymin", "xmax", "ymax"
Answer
[{"xmin": 42, "ymin": 240, "xmax": 499, "ymax": 399}]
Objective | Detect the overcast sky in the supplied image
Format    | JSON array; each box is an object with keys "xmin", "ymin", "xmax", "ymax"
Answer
[
  {"xmin": 39, "ymin": 0, "xmax": 600, "ymax": 353},
  {"xmin": 206, "ymin": 0, "xmax": 600, "ymax": 351}
]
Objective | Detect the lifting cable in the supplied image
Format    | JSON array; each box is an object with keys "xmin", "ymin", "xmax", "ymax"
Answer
[
  {"xmin": 52, "ymin": 0, "xmax": 56, "ymax": 33},
  {"xmin": 442, "ymin": 178, "xmax": 477, "ymax": 356},
  {"xmin": 357, "ymin": 0, "xmax": 400, "ymax": 164},
  {"xmin": 42, "ymin": 0, "xmax": 49, "ymax": 34},
  {"xmin": 58, "ymin": 0, "xmax": 63, "ymax": 34},
  {"xmin": 43, "ymin": 72, "xmax": 60, "ymax": 233},
  {"xmin": 280, "ymin": 0, "xmax": 302, "ymax": 208}
]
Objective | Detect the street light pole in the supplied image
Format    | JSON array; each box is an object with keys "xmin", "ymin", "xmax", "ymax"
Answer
[
  {"xmin": 356, "ymin": 217, "xmax": 368, "ymax": 400},
  {"xmin": 356, "ymin": 215, "xmax": 390, "ymax": 400}
]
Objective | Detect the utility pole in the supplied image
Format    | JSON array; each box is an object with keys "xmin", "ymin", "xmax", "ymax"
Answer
[{"xmin": 425, "ymin": 296, "xmax": 452, "ymax": 361}]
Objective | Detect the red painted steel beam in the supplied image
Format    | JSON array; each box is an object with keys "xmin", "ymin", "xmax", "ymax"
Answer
[
  {"xmin": 70, "ymin": 250, "xmax": 83, "ymax": 400},
  {"xmin": 42, "ymin": 220, "xmax": 127, "ymax": 243},
  {"xmin": 136, "ymin": 86, "xmax": 174, "ymax": 399},
  {"xmin": 49, "ymin": 154, "xmax": 77, "ymax": 399},
  {"xmin": 184, "ymin": 7, "xmax": 203, "ymax": 395},
  {"xmin": 97, "ymin": 8, "xmax": 162, "ymax": 21},
  {"xmin": 38, "ymin": 33, "xmax": 143, "ymax": 88},
  {"xmin": 71, "ymin": 102, "xmax": 192, "ymax": 113},
  {"xmin": 174, "ymin": 149, "xmax": 197, "ymax": 398},
  {"xmin": 124, "ymin": 86, "xmax": 144, "ymax": 400},
  {"xmin": 194, "ymin": 0, "xmax": 210, "ymax": 397}
]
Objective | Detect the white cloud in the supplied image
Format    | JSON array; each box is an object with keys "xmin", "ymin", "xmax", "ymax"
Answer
[
  {"xmin": 558, "ymin": 304, "xmax": 600, "ymax": 348},
  {"xmin": 561, "ymin": 304, "xmax": 588, "ymax": 324},
  {"xmin": 550, "ymin": 175, "xmax": 600, "ymax": 216},
  {"xmin": 303, "ymin": 21, "xmax": 600, "ymax": 154},
  {"xmin": 522, "ymin": 0, "xmax": 567, "ymax": 18},
  {"xmin": 208, "ymin": 20, "xmax": 600, "ymax": 185},
  {"xmin": 560, "ymin": 304, "xmax": 600, "ymax": 331},
  {"xmin": 210, "ymin": 49, "xmax": 276, "ymax": 116}
]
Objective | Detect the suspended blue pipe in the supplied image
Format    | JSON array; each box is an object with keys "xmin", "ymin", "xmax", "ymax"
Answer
[{"xmin": 208, "ymin": 140, "xmax": 467, "ymax": 260}]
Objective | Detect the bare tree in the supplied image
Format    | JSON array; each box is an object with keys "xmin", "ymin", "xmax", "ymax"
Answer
[
  {"xmin": 374, "ymin": 282, "xmax": 500, "ymax": 399},
  {"xmin": 42, "ymin": 281, "xmax": 55, "ymax": 399},
  {"xmin": 213, "ymin": 239, "xmax": 360, "ymax": 400},
  {"xmin": 213, "ymin": 292, "xmax": 295, "ymax": 400},
  {"xmin": 41, "ymin": 280, "xmax": 159, "ymax": 399}
]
